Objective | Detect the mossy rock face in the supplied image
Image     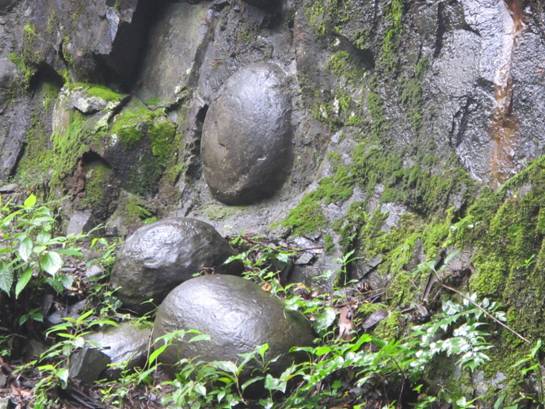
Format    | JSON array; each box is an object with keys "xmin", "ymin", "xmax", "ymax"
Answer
[
  {"xmin": 111, "ymin": 218, "xmax": 242, "ymax": 310},
  {"xmin": 106, "ymin": 104, "xmax": 177, "ymax": 196},
  {"xmin": 152, "ymin": 275, "xmax": 314, "ymax": 375},
  {"xmin": 201, "ymin": 63, "xmax": 292, "ymax": 205}
]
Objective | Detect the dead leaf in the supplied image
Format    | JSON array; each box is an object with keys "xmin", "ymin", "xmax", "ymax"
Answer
[{"xmin": 338, "ymin": 306, "xmax": 354, "ymax": 340}]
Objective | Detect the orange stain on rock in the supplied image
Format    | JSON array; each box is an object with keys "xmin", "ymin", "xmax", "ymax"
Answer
[{"xmin": 490, "ymin": 0, "xmax": 525, "ymax": 188}]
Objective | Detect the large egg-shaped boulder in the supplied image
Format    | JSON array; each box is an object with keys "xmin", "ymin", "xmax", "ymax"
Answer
[
  {"xmin": 152, "ymin": 275, "xmax": 314, "ymax": 373},
  {"xmin": 111, "ymin": 218, "xmax": 241, "ymax": 310},
  {"xmin": 201, "ymin": 63, "xmax": 292, "ymax": 205}
]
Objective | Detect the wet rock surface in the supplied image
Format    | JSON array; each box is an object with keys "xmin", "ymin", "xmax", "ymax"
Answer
[
  {"xmin": 87, "ymin": 322, "xmax": 150, "ymax": 363},
  {"xmin": 111, "ymin": 218, "xmax": 241, "ymax": 310},
  {"xmin": 201, "ymin": 63, "xmax": 292, "ymax": 205},
  {"xmin": 68, "ymin": 322, "xmax": 152, "ymax": 384},
  {"xmin": 153, "ymin": 275, "xmax": 314, "ymax": 373}
]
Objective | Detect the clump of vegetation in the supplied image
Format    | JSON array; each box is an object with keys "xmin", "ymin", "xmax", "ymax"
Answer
[{"xmin": 1, "ymin": 200, "xmax": 545, "ymax": 407}]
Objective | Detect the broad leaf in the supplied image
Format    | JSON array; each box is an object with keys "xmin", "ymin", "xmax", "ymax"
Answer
[
  {"xmin": 264, "ymin": 374, "xmax": 287, "ymax": 393},
  {"xmin": 0, "ymin": 261, "xmax": 13, "ymax": 294},
  {"xmin": 15, "ymin": 267, "xmax": 33, "ymax": 298},
  {"xmin": 148, "ymin": 344, "xmax": 168, "ymax": 366},
  {"xmin": 40, "ymin": 251, "xmax": 63, "ymax": 275},
  {"xmin": 23, "ymin": 194, "xmax": 37, "ymax": 209},
  {"xmin": 18, "ymin": 237, "xmax": 33, "ymax": 262},
  {"xmin": 315, "ymin": 307, "xmax": 337, "ymax": 333}
]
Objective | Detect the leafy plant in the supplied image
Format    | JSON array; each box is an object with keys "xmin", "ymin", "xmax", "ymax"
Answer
[
  {"xmin": 0, "ymin": 194, "xmax": 85, "ymax": 299},
  {"xmin": 20, "ymin": 309, "xmax": 117, "ymax": 408}
]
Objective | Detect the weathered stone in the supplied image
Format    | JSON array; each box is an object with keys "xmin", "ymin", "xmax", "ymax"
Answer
[
  {"xmin": 0, "ymin": 183, "xmax": 17, "ymax": 193},
  {"xmin": 71, "ymin": 90, "xmax": 108, "ymax": 114},
  {"xmin": 152, "ymin": 275, "xmax": 314, "ymax": 374},
  {"xmin": 111, "ymin": 218, "xmax": 241, "ymax": 310},
  {"xmin": 201, "ymin": 63, "xmax": 292, "ymax": 205},
  {"xmin": 69, "ymin": 347, "xmax": 110, "ymax": 384},
  {"xmin": 69, "ymin": 322, "xmax": 150, "ymax": 383},
  {"xmin": 20, "ymin": 0, "xmax": 149, "ymax": 82},
  {"xmin": 66, "ymin": 210, "xmax": 93, "ymax": 236},
  {"xmin": 362, "ymin": 310, "xmax": 388, "ymax": 331},
  {"xmin": 47, "ymin": 300, "xmax": 87, "ymax": 325},
  {"xmin": 82, "ymin": 322, "xmax": 151, "ymax": 377},
  {"xmin": 136, "ymin": 1, "xmax": 210, "ymax": 105},
  {"xmin": 0, "ymin": 0, "xmax": 17, "ymax": 13},
  {"xmin": 85, "ymin": 265, "xmax": 104, "ymax": 279}
]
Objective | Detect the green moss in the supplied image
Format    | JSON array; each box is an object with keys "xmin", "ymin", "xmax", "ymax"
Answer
[
  {"xmin": 23, "ymin": 23, "xmax": 37, "ymax": 39},
  {"xmin": 15, "ymin": 115, "xmax": 53, "ymax": 188},
  {"xmin": 323, "ymin": 234, "xmax": 335, "ymax": 253},
  {"xmin": 125, "ymin": 195, "xmax": 155, "ymax": 222},
  {"xmin": 80, "ymin": 162, "xmax": 113, "ymax": 209},
  {"xmin": 367, "ymin": 91, "xmax": 387, "ymax": 139},
  {"xmin": 50, "ymin": 110, "xmax": 88, "ymax": 186},
  {"xmin": 379, "ymin": 0, "xmax": 404, "ymax": 73},
  {"xmin": 281, "ymin": 162, "xmax": 354, "ymax": 235},
  {"xmin": 400, "ymin": 58, "xmax": 428, "ymax": 131},
  {"xmin": 149, "ymin": 118, "xmax": 177, "ymax": 166},
  {"xmin": 328, "ymin": 51, "xmax": 364, "ymax": 83},
  {"xmin": 304, "ymin": 0, "xmax": 353, "ymax": 38},
  {"xmin": 8, "ymin": 52, "xmax": 36, "ymax": 89},
  {"xmin": 281, "ymin": 195, "xmax": 327, "ymax": 236},
  {"xmin": 111, "ymin": 107, "xmax": 157, "ymax": 146},
  {"xmin": 374, "ymin": 310, "xmax": 403, "ymax": 339},
  {"xmin": 468, "ymin": 258, "xmax": 505, "ymax": 297},
  {"xmin": 70, "ymin": 83, "xmax": 125, "ymax": 102},
  {"xmin": 305, "ymin": 0, "xmax": 329, "ymax": 37},
  {"xmin": 144, "ymin": 97, "xmax": 162, "ymax": 107},
  {"xmin": 46, "ymin": 10, "xmax": 59, "ymax": 35},
  {"xmin": 110, "ymin": 105, "xmax": 177, "ymax": 195},
  {"xmin": 386, "ymin": 270, "xmax": 421, "ymax": 308},
  {"xmin": 451, "ymin": 155, "xmax": 545, "ymax": 340},
  {"xmin": 42, "ymin": 82, "xmax": 59, "ymax": 111},
  {"xmin": 358, "ymin": 302, "xmax": 388, "ymax": 317}
]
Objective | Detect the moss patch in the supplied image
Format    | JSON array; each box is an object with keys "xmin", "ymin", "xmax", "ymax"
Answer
[{"xmin": 70, "ymin": 83, "xmax": 126, "ymax": 102}]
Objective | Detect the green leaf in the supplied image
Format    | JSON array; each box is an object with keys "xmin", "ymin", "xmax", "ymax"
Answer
[
  {"xmin": 0, "ymin": 261, "xmax": 13, "ymax": 294},
  {"xmin": 56, "ymin": 248, "xmax": 83, "ymax": 257},
  {"xmin": 315, "ymin": 307, "xmax": 336, "ymax": 333},
  {"xmin": 241, "ymin": 376, "xmax": 264, "ymax": 392},
  {"xmin": 188, "ymin": 333, "xmax": 211, "ymax": 343},
  {"xmin": 23, "ymin": 194, "xmax": 37, "ymax": 209},
  {"xmin": 18, "ymin": 237, "xmax": 33, "ymax": 262},
  {"xmin": 148, "ymin": 344, "xmax": 168, "ymax": 366},
  {"xmin": 211, "ymin": 361, "xmax": 238, "ymax": 375},
  {"xmin": 15, "ymin": 267, "xmax": 33, "ymax": 298},
  {"xmin": 264, "ymin": 374, "xmax": 287, "ymax": 393},
  {"xmin": 257, "ymin": 343, "xmax": 270, "ymax": 360},
  {"xmin": 40, "ymin": 251, "xmax": 63, "ymax": 275},
  {"xmin": 194, "ymin": 383, "xmax": 206, "ymax": 397},
  {"xmin": 314, "ymin": 345, "xmax": 332, "ymax": 356},
  {"xmin": 57, "ymin": 367, "xmax": 69, "ymax": 388}
]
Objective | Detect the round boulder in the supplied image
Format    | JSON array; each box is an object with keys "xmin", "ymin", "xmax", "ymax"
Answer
[
  {"xmin": 201, "ymin": 63, "xmax": 292, "ymax": 205},
  {"xmin": 111, "ymin": 218, "xmax": 241, "ymax": 310},
  {"xmin": 152, "ymin": 275, "xmax": 314, "ymax": 374}
]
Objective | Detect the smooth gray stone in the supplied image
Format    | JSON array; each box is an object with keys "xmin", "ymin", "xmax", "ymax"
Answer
[
  {"xmin": 111, "ymin": 218, "xmax": 241, "ymax": 310},
  {"xmin": 152, "ymin": 275, "xmax": 314, "ymax": 375},
  {"xmin": 85, "ymin": 322, "xmax": 151, "ymax": 376},
  {"xmin": 201, "ymin": 63, "xmax": 292, "ymax": 205},
  {"xmin": 69, "ymin": 347, "xmax": 111, "ymax": 384}
]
